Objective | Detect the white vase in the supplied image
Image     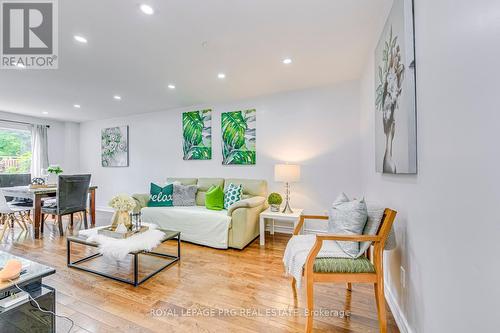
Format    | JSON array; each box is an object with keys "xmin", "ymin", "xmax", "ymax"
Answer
[{"xmin": 48, "ymin": 173, "xmax": 58, "ymax": 185}]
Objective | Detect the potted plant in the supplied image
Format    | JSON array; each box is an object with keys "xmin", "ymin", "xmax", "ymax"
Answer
[
  {"xmin": 268, "ymin": 192, "xmax": 283, "ymax": 212},
  {"xmin": 46, "ymin": 165, "xmax": 63, "ymax": 184},
  {"xmin": 109, "ymin": 194, "xmax": 136, "ymax": 232}
]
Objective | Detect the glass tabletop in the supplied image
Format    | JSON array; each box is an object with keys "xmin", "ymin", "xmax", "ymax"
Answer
[{"xmin": 0, "ymin": 251, "xmax": 55, "ymax": 292}]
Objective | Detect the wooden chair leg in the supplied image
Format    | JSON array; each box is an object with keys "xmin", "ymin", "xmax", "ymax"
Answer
[
  {"xmin": 70, "ymin": 213, "xmax": 74, "ymax": 227},
  {"xmin": 0, "ymin": 216, "xmax": 10, "ymax": 240},
  {"xmin": 26, "ymin": 211, "xmax": 33, "ymax": 224},
  {"xmin": 83, "ymin": 211, "xmax": 88, "ymax": 229},
  {"xmin": 57, "ymin": 215, "xmax": 64, "ymax": 236},
  {"xmin": 346, "ymin": 282, "xmax": 352, "ymax": 291},
  {"xmin": 305, "ymin": 276, "xmax": 314, "ymax": 333},
  {"xmin": 374, "ymin": 282, "xmax": 387, "ymax": 333},
  {"xmin": 15, "ymin": 214, "xmax": 27, "ymax": 230}
]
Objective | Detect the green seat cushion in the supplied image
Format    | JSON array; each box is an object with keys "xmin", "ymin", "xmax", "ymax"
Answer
[
  {"xmin": 148, "ymin": 183, "xmax": 173, "ymax": 207},
  {"xmin": 313, "ymin": 256, "xmax": 375, "ymax": 273},
  {"xmin": 205, "ymin": 185, "xmax": 224, "ymax": 210}
]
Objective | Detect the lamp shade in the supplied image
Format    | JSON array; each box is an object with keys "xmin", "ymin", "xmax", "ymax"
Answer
[{"xmin": 274, "ymin": 164, "xmax": 301, "ymax": 182}]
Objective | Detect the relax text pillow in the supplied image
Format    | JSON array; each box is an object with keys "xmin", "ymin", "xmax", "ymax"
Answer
[{"xmin": 148, "ymin": 183, "xmax": 173, "ymax": 207}]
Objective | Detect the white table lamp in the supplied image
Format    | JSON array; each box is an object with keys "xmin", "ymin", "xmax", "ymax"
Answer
[{"xmin": 274, "ymin": 164, "xmax": 301, "ymax": 214}]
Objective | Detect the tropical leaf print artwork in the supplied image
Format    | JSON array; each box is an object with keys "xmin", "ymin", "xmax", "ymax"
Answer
[
  {"xmin": 221, "ymin": 109, "xmax": 256, "ymax": 165},
  {"xmin": 101, "ymin": 126, "xmax": 129, "ymax": 167},
  {"xmin": 183, "ymin": 109, "xmax": 212, "ymax": 160}
]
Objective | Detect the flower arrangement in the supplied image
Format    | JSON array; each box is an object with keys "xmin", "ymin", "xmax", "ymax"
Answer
[
  {"xmin": 108, "ymin": 194, "xmax": 136, "ymax": 212},
  {"xmin": 47, "ymin": 165, "xmax": 63, "ymax": 174}
]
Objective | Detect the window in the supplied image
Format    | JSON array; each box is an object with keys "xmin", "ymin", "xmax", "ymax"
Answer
[{"xmin": 0, "ymin": 126, "xmax": 32, "ymax": 174}]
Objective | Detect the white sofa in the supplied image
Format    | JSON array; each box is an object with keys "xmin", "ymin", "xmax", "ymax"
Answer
[{"xmin": 132, "ymin": 177, "xmax": 268, "ymax": 249}]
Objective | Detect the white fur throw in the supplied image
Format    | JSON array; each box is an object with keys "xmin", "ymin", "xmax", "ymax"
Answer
[{"xmin": 78, "ymin": 223, "xmax": 166, "ymax": 260}]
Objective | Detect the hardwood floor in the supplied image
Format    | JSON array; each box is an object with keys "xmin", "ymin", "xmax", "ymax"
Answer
[{"xmin": 0, "ymin": 216, "xmax": 399, "ymax": 333}]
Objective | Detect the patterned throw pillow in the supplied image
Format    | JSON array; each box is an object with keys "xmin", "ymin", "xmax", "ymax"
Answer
[
  {"xmin": 224, "ymin": 183, "xmax": 243, "ymax": 209},
  {"xmin": 148, "ymin": 183, "xmax": 173, "ymax": 207},
  {"xmin": 173, "ymin": 184, "xmax": 197, "ymax": 206}
]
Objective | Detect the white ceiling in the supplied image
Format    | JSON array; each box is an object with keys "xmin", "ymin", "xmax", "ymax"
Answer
[{"xmin": 0, "ymin": 0, "xmax": 389, "ymax": 122}]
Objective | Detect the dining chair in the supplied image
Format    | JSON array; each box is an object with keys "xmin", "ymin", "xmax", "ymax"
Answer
[
  {"xmin": 0, "ymin": 190, "xmax": 30, "ymax": 239},
  {"xmin": 41, "ymin": 174, "xmax": 91, "ymax": 236},
  {"xmin": 291, "ymin": 208, "xmax": 397, "ymax": 333}
]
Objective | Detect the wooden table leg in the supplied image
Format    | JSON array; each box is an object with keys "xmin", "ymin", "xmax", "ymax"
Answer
[
  {"xmin": 34, "ymin": 194, "xmax": 42, "ymax": 239},
  {"xmin": 90, "ymin": 188, "xmax": 96, "ymax": 227}
]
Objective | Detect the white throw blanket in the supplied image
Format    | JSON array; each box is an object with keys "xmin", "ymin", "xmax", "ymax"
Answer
[
  {"xmin": 141, "ymin": 206, "xmax": 232, "ymax": 249},
  {"xmin": 78, "ymin": 223, "xmax": 165, "ymax": 260},
  {"xmin": 283, "ymin": 234, "xmax": 350, "ymax": 288}
]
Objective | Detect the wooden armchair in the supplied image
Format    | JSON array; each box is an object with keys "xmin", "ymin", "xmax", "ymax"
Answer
[{"xmin": 292, "ymin": 209, "xmax": 397, "ymax": 333}]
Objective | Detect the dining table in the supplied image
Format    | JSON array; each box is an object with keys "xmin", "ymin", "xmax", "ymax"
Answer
[{"xmin": 0, "ymin": 185, "xmax": 97, "ymax": 239}]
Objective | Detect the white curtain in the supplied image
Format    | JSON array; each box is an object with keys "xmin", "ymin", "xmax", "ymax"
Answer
[{"xmin": 30, "ymin": 125, "xmax": 49, "ymax": 178}]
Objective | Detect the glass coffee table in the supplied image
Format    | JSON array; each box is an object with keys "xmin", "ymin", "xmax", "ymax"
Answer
[{"xmin": 67, "ymin": 228, "xmax": 180, "ymax": 286}]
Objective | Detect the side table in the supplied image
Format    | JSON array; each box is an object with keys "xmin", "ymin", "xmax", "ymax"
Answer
[{"xmin": 259, "ymin": 208, "xmax": 304, "ymax": 246}]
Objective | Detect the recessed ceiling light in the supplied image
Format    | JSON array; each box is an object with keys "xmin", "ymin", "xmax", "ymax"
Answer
[
  {"xmin": 140, "ymin": 4, "xmax": 154, "ymax": 15},
  {"xmin": 73, "ymin": 104, "xmax": 81, "ymax": 108},
  {"xmin": 168, "ymin": 84, "xmax": 176, "ymax": 89},
  {"xmin": 217, "ymin": 73, "xmax": 226, "ymax": 79},
  {"xmin": 42, "ymin": 111, "xmax": 49, "ymax": 115},
  {"xmin": 74, "ymin": 35, "xmax": 88, "ymax": 44},
  {"xmin": 113, "ymin": 95, "xmax": 122, "ymax": 100},
  {"xmin": 283, "ymin": 58, "xmax": 292, "ymax": 64}
]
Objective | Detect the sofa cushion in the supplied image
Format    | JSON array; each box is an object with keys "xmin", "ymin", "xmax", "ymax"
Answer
[
  {"xmin": 148, "ymin": 183, "xmax": 173, "ymax": 207},
  {"xmin": 141, "ymin": 206, "xmax": 232, "ymax": 249},
  {"xmin": 173, "ymin": 184, "xmax": 197, "ymax": 206},
  {"xmin": 224, "ymin": 183, "xmax": 242, "ymax": 209},
  {"xmin": 167, "ymin": 178, "xmax": 198, "ymax": 186},
  {"xmin": 205, "ymin": 185, "xmax": 224, "ymax": 210},
  {"xmin": 224, "ymin": 178, "xmax": 267, "ymax": 197},
  {"xmin": 313, "ymin": 256, "xmax": 375, "ymax": 273},
  {"xmin": 196, "ymin": 178, "xmax": 225, "ymax": 205}
]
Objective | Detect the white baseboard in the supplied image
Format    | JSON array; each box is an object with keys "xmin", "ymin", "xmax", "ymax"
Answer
[{"xmin": 385, "ymin": 286, "xmax": 412, "ymax": 333}]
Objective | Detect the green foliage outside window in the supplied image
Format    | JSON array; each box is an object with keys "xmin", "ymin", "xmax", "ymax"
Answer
[{"xmin": 0, "ymin": 129, "xmax": 32, "ymax": 174}]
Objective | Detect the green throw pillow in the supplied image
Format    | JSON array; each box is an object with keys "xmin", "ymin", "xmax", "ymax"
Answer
[
  {"xmin": 224, "ymin": 183, "xmax": 243, "ymax": 209},
  {"xmin": 148, "ymin": 183, "xmax": 173, "ymax": 207},
  {"xmin": 205, "ymin": 185, "xmax": 224, "ymax": 210}
]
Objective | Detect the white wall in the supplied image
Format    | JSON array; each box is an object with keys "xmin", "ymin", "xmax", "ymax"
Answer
[
  {"xmin": 359, "ymin": 0, "xmax": 500, "ymax": 332},
  {"xmin": 0, "ymin": 110, "xmax": 80, "ymax": 174},
  {"xmin": 79, "ymin": 81, "xmax": 362, "ymax": 230}
]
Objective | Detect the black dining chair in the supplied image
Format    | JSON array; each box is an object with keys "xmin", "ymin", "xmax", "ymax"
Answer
[{"xmin": 41, "ymin": 174, "xmax": 91, "ymax": 236}]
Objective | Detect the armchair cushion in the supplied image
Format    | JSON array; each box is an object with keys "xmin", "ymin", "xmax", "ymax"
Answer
[
  {"xmin": 329, "ymin": 193, "xmax": 368, "ymax": 258},
  {"xmin": 313, "ymin": 256, "xmax": 375, "ymax": 273},
  {"xmin": 227, "ymin": 196, "xmax": 265, "ymax": 215}
]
